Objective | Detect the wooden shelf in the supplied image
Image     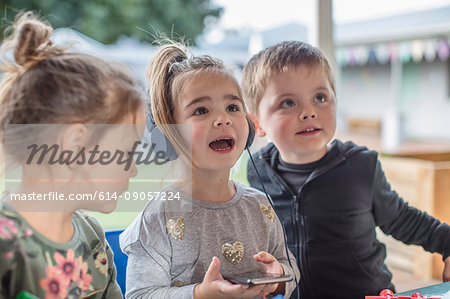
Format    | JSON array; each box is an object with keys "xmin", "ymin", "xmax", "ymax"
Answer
[{"xmin": 379, "ymin": 155, "xmax": 450, "ymax": 280}]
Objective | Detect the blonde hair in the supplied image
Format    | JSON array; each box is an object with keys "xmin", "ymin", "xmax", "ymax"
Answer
[
  {"xmin": 146, "ymin": 40, "xmax": 247, "ymax": 160},
  {"xmin": 0, "ymin": 11, "xmax": 144, "ymax": 165},
  {"xmin": 241, "ymin": 41, "xmax": 336, "ymax": 115}
]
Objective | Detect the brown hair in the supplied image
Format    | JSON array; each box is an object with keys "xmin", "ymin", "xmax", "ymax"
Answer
[
  {"xmin": 241, "ymin": 41, "xmax": 336, "ymax": 115},
  {"xmin": 0, "ymin": 11, "xmax": 144, "ymax": 165},
  {"xmin": 146, "ymin": 40, "xmax": 247, "ymax": 160}
]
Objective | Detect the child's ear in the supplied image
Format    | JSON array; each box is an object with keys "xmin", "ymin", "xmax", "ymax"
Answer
[
  {"xmin": 61, "ymin": 124, "xmax": 88, "ymax": 169},
  {"xmin": 248, "ymin": 113, "xmax": 266, "ymax": 137}
]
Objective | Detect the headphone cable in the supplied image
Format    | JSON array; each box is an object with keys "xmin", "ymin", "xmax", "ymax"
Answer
[{"xmin": 246, "ymin": 147, "xmax": 300, "ymax": 299}]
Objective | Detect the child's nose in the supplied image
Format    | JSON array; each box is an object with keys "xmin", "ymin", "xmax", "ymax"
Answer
[
  {"xmin": 299, "ymin": 109, "xmax": 317, "ymax": 121},
  {"xmin": 213, "ymin": 115, "xmax": 232, "ymax": 127}
]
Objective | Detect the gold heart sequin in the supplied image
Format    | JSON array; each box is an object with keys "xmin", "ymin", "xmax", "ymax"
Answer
[
  {"xmin": 260, "ymin": 204, "xmax": 275, "ymax": 223},
  {"xmin": 222, "ymin": 241, "xmax": 244, "ymax": 264},
  {"xmin": 166, "ymin": 216, "xmax": 185, "ymax": 241}
]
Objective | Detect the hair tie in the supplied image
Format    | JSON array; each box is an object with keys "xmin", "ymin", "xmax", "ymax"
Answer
[{"xmin": 168, "ymin": 61, "xmax": 180, "ymax": 74}]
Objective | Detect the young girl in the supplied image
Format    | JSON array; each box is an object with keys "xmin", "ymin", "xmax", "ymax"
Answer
[
  {"xmin": 119, "ymin": 41, "xmax": 299, "ymax": 299},
  {"xmin": 0, "ymin": 12, "xmax": 145, "ymax": 298}
]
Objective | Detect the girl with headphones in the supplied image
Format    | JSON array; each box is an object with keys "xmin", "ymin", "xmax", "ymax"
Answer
[{"xmin": 120, "ymin": 41, "xmax": 299, "ymax": 299}]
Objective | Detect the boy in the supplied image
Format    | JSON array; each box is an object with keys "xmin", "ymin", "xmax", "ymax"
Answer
[{"xmin": 238, "ymin": 41, "xmax": 450, "ymax": 299}]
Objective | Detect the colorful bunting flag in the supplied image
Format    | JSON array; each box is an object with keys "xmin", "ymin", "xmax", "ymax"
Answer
[{"xmin": 336, "ymin": 37, "xmax": 449, "ymax": 66}]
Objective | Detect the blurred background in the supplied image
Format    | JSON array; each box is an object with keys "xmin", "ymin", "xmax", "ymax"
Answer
[{"xmin": 0, "ymin": 0, "xmax": 449, "ymax": 291}]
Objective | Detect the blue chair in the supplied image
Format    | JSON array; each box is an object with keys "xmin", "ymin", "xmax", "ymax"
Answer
[{"xmin": 105, "ymin": 229, "xmax": 127, "ymax": 296}]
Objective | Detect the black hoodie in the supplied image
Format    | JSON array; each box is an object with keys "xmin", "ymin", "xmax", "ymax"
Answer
[{"xmin": 246, "ymin": 140, "xmax": 450, "ymax": 299}]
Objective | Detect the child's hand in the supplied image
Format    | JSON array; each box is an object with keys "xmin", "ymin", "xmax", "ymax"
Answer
[
  {"xmin": 194, "ymin": 256, "xmax": 267, "ymax": 299},
  {"xmin": 253, "ymin": 251, "xmax": 284, "ymax": 295},
  {"xmin": 443, "ymin": 256, "xmax": 450, "ymax": 282}
]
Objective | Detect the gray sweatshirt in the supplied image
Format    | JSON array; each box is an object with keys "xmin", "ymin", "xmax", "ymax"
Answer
[{"xmin": 120, "ymin": 181, "xmax": 299, "ymax": 299}]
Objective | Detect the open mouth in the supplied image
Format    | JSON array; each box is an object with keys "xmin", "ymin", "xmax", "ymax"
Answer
[
  {"xmin": 209, "ymin": 138, "xmax": 235, "ymax": 151},
  {"xmin": 297, "ymin": 128, "xmax": 321, "ymax": 134}
]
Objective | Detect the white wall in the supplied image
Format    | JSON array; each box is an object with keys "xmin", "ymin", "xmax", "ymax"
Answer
[
  {"xmin": 338, "ymin": 60, "xmax": 450, "ymax": 141},
  {"xmin": 339, "ymin": 64, "xmax": 392, "ymax": 119},
  {"xmin": 402, "ymin": 60, "xmax": 450, "ymax": 140}
]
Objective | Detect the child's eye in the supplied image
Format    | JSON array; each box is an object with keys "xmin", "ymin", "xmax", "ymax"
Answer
[
  {"xmin": 280, "ymin": 99, "xmax": 295, "ymax": 108},
  {"xmin": 314, "ymin": 94, "xmax": 326, "ymax": 103},
  {"xmin": 226, "ymin": 104, "xmax": 241, "ymax": 112},
  {"xmin": 193, "ymin": 107, "xmax": 208, "ymax": 115}
]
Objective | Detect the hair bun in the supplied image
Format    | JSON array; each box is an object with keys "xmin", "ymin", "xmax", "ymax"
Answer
[{"xmin": 13, "ymin": 11, "xmax": 54, "ymax": 66}]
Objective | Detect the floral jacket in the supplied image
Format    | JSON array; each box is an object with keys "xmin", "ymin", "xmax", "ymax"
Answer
[{"xmin": 0, "ymin": 203, "xmax": 122, "ymax": 299}]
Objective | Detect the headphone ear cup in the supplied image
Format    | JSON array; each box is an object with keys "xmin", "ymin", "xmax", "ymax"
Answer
[
  {"xmin": 146, "ymin": 112, "xmax": 179, "ymax": 161},
  {"xmin": 245, "ymin": 118, "xmax": 255, "ymax": 149}
]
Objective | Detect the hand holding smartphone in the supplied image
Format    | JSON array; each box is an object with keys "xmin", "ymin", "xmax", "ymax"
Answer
[{"xmin": 223, "ymin": 271, "xmax": 293, "ymax": 286}]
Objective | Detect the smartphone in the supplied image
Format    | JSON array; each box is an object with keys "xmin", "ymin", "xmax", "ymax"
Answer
[{"xmin": 223, "ymin": 271, "xmax": 293, "ymax": 286}]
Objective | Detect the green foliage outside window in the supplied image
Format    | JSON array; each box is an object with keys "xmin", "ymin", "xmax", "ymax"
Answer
[{"xmin": 0, "ymin": 0, "xmax": 222, "ymax": 44}]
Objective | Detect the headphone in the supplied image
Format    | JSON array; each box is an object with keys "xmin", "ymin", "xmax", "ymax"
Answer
[{"xmin": 146, "ymin": 111, "xmax": 255, "ymax": 161}]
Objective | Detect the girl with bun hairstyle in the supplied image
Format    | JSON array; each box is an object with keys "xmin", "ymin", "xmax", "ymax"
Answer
[{"xmin": 0, "ymin": 11, "xmax": 145, "ymax": 298}]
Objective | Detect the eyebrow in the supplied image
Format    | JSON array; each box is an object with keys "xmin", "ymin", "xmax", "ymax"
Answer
[
  {"xmin": 184, "ymin": 96, "xmax": 209, "ymax": 110},
  {"xmin": 274, "ymin": 93, "xmax": 295, "ymax": 101},
  {"xmin": 276, "ymin": 87, "xmax": 330, "ymax": 99},
  {"xmin": 278, "ymin": 93, "xmax": 295, "ymax": 98},
  {"xmin": 184, "ymin": 94, "xmax": 241, "ymax": 110},
  {"xmin": 314, "ymin": 87, "xmax": 330, "ymax": 93}
]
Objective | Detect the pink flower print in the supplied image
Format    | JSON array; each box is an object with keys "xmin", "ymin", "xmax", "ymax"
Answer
[
  {"xmin": 4, "ymin": 250, "xmax": 15, "ymax": 259},
  {"xmin": 54, "ymin": 249, "xmax": 81, "ymax": 282},
  {"xmin": 24, "ymin": 227, "xmax": 33, "ymax": 237},
  {"xmin": 39, "ymin": 266, "xmax": 70, "ymax": 299},
  {"xmin": 77, "ymin": 257, "xmax": 93, "ymax": 291},
  {"xmin": 0, "ymin": 217, "xmax": 18, "ymax": 239}
]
